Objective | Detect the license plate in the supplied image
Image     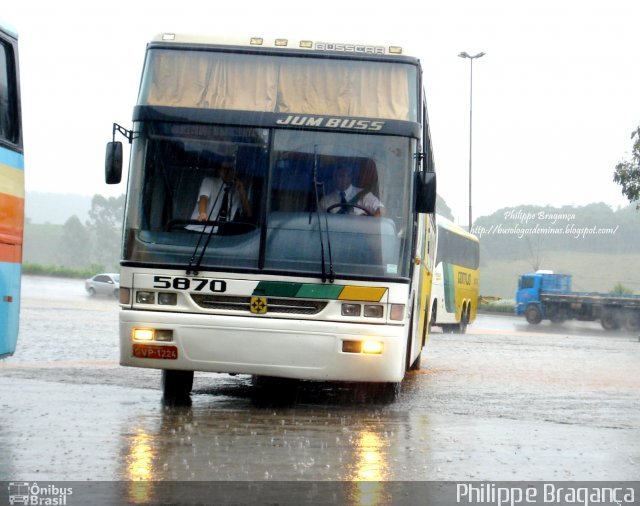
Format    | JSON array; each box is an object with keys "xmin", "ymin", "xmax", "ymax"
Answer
[{"xmin": 132, "ymin": 343, "xmax": 178, "ymax": 360}]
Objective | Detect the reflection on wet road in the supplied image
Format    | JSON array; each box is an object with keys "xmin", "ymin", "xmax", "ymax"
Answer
[{"xmin": 1, "ymin": 275, "xmax": 639, "ymax": 484}]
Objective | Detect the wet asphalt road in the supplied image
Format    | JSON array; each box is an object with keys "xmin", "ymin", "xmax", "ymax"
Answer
[{"xmin": 1, "ymin": 275, "xmax": 639, "ymax": 483}]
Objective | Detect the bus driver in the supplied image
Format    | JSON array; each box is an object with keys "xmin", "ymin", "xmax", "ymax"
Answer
[
  {"xmin": 320, "ymin": 165, "xmax": 384, "ymax": 217},
  {"xmin": 187, "ymin": 163, "xmax": 252, "ymax": 232}
]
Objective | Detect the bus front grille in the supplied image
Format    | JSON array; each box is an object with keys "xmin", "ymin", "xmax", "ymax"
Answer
[{"xmin": 191, "ymin": 295, "xmax": 328, "ymax": 315}]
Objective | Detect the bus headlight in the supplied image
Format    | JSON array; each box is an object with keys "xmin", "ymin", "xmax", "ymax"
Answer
[
  {"xmin": 341, "ymin": 340, "xmax": 384, "ymax": 355},
  {"xmin": 158, "ymin": 292, "xmax": 178, "ymax": 305},
  {"xmin": 136, "ymin": 291, "xmax": 155, "ymax": 304},
  {"xmin": 362, "ymin": 340, "xmax": 384, "ymax": 354},
  {"xmin": 132, "ymin": 328, "xmax": 173, "ymax": 342},
  {"xmin": 132, "ymin": 328, "xmax": 154, "ymax": 341},
  {"xmin": 364, "ymin": 305, "xmax": 384, "ymax": 318},
  {"xmin": 154, "ymin": 329, "xmax": 174, "ymax": 342},
  {"xmin": 341, "ymin": 303, "xmax": 361, "ymax": 317}
]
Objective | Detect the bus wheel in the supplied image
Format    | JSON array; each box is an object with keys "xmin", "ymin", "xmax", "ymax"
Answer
[
  {"xmin": 600, "ymin": 309, "xmax": 620, "ymax": 330},
  {"xmin": 428, "ymin": 301, "xmax": 437, "ymax": 333},
  {"xmin": 405, "ymin": 302, "xmax": 421, "ymax": 371},
  {"xmin": 458, "ymin": 303, "xmax": 469, "ymax": 333},
  {"xmin": 366, "ymin": 382, "xmax": 401, "ymax": 403},
  {"xmin": 162, "ymin": 369, "xmax": 194, "ymax": 400},
  {"xmin": 525, "ymin": 305, "xmax": 542, "ymax": 324},
  {"xmin": 409, "ymin": 351, "xmax": 422, "ymax": 371}
]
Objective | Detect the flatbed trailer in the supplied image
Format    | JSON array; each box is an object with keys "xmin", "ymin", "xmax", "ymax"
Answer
[{"xmin": 516, "ymin": 272, "xmax": 640, "ymax": 331}]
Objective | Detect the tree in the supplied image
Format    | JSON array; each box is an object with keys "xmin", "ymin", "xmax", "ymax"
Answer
[
  {"xmin": 524, "ymin": 235, "xmax": 544, "ymax": 272},
  {"xmin": 435, "ymin": 194, "xmax": 454, "ymax": 221},
  {"xmin": 609, "ymin": 282, "xmax": 634, "ymax": 295},
  {"xmin": 613, "ymin": 125, "xmax": 640, "ymax": 207},
  {"xmin": 56, "ymin": 215, "xmax": 91, "ymax": 269},
  {"xmin": 86, "ymin": 194, "xmax": 125, "ymax": 270}
]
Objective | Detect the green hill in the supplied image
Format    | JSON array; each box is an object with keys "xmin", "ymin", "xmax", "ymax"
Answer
[{"xmin": 474, "ymin": 203, "xmax": 640, "ymax": 298}]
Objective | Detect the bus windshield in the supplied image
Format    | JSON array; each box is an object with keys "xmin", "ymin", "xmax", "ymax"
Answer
[{"xmin": 123, "ymin": 121, "xmax": 416, "ymax": 279}]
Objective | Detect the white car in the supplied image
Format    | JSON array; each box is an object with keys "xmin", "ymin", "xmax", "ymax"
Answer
[{"xmin": 85, "ymin": 273, "xmax": 120, "ymax": 298}]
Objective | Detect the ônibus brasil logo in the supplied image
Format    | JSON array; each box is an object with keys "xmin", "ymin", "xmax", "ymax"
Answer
[{"xmin": 8, "ymin": 482, "xmax": 73, "ymax": 505}]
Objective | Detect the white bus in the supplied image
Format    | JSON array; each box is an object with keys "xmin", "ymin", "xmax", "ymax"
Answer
[
  {"xmin": 106, "ymin": 34, "xmax": 437, "ymax": 398},
  {"xmin": 429, "ymin": 215, "xmax": 480, "ymax": 333},
  {"xmin": 0, "ymin": 21, "xmax": 23, "ymax": 358}
]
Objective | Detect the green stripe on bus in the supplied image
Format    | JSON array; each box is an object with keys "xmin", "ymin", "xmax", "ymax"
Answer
[
  {"xmin": 253, "ymin": 281, "xmax": 302, "ymax": 297},
  {"xmin": 254, "ymin": 281, "xmax": 344, "ymax": 299},
  {"xmin": 296, "ymin": 284, "xmax": 344, "ymax": 299},
  {"xmin": 443, "ymin": 263, "xmax": 456, "ymax": 313}
]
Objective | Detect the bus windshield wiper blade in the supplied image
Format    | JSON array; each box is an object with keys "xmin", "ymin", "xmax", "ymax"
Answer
[
  {"xmin": 312, "ymin": 147, "xmax": 334, "ymax": 283},
  {"xmin": 186, "ymin": 184, "xmax": 225, "ymax": 275}
]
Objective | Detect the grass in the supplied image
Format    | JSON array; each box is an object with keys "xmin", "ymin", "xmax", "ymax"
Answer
[
  {"xmin": 480, "ymin": 251, "xmax": 640, "ymax": 299},
  {"xmin": 23, "ymin": 263, "xmax": 105, "ymax": 279},
  {"xmin": 478, "ymin": 299, "xmax": 515, "ymax": 314}
]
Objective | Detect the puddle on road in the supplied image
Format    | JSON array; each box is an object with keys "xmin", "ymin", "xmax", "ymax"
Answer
[{"xmin": 1, "ymin": 373, "xmax": 639, "ymax": 483}]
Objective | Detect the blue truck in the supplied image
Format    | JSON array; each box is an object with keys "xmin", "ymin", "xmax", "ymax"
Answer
[{"xmin": 515, "ymin": 271, "xmax": 640, "ymax": 331}]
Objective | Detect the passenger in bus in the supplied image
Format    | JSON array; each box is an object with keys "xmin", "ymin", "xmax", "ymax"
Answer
[
  {"xmin": 186, "ymin": 163, "xmax": 252, "ymax": 232},
  {"xmin": 320, "ymin": 164, "xmax": 384, "ymax": 217}
]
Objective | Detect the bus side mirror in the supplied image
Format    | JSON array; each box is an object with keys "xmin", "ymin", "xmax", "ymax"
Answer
[
  {"xmin": 414, "ymin": 171, "xmax": 436, "ymax": 214},
  {"xmin": 105, "ymin": 141, "xmax": 123, "ymax": 184}
]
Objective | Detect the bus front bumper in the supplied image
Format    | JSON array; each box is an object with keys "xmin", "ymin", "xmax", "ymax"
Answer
[{"xmin": 119, "ymin": 310, "xmax": 407, "ymax": 383}]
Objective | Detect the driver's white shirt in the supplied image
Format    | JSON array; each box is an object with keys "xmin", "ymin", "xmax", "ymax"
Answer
[
  {"xmin": 186, "ymin": 176, "xmax": 240, "ymax": 232},
  {"xmin": 320, "ymin": 184, "xmax": 383, "ymax": 215}
]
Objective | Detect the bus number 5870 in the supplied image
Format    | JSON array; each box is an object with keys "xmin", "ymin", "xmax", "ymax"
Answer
[{"xmin": 153, "ymin": 276, "xmax": 226, "ymax": 292}]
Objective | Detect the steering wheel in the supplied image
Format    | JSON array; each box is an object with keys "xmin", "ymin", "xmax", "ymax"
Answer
[
  {"xmin": 165, "ymin": 219, "xmax": 206, "ymax": 231},
  {"xmin": 326, "ymin": 203, "xmax": 372, "ymax": 216},
  {"xmin": 164, "ymin": 219, "xmax": 258, "ymax": 234}
]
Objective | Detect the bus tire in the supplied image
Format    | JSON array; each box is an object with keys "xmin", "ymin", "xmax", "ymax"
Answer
[
  {"xmin": 600, "ymin": 309, "xmax": 619, "ymax": 330},
  {"xmin": 409, "ymin": 351, "xmax": 422, "ymax": 371},
  {"xmin": 428, "ymin": 301, "xmax": 437, "ymax": 333},
  {"xmin": 421, "ymin": 302, "xmax": 430, "ymax": 347},
  {"xmin": 162, "ymin": 369, "xmax": 194, "ymax": 399},
  {"xmin": 405, "ymin": 302, "xmax": 421, "ymax": 371},
  {"xmin": 369, "ymin": 382, "xmax": 401, "ymax": 403},
  {"xmin": 525, "ymin": 305, "xmax": 542, "ymax": 324},
  {"xmin": 458, "ymin": 302, "xmax": 469, "ymax": 333}
]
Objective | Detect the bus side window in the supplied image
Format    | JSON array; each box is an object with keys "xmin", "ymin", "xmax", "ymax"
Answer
[{"xmin": 0, "ymin": 40, "xmax": 19, "ymax": 144}]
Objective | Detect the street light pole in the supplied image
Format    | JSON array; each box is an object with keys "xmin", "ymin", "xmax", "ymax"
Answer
[{"xmin": 458, "ymin": 51, "xmax": 485, "ymax": 231}]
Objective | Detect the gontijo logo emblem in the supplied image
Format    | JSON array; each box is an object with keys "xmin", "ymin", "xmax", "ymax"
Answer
[{"xmin": 250, "ymin": 297, "xmax": 267, "ymax": 314}]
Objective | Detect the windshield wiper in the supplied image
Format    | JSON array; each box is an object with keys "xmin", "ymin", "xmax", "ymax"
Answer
[
  {"xmin": 186, "ymin": 183, "xmax": 226, "ymax": 275},
  {"xmin": 311, "ymin": 147, "xmax": 334, "ymax": 283}
]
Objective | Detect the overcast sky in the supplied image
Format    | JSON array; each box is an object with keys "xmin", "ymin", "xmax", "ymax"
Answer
[{"xmin": 4, "ymin": 0, "xmax": 639, "ymax": 226}]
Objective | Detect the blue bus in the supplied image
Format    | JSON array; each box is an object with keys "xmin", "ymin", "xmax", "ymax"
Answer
[{"xmin": 0, "ymin": 21, "xmax": 24, "ymax": 358}]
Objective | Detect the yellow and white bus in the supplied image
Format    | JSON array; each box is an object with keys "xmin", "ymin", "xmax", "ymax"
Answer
[
  {"xmin": 0, "ymin": 21, "xmax": 23, "ymax": 358},
  {"xmin": 106, "ymin": 34, "xmax": 437, "ymax": 398},
  {"xmin": 429, "ymin": 215, "xmax": 479, "ymax": 333}
]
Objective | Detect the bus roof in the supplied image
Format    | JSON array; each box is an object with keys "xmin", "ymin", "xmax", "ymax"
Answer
[
  {"xmin": 0, "ymin": 20, "xmax": 19, "ymax": 39},
  {"xmin": 436, "ymin": 214, "xmax": 479, "ymax": 242},
  {"xmin": 150, "ymin": 33, "xmax": 414, "ymax": 59}
]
